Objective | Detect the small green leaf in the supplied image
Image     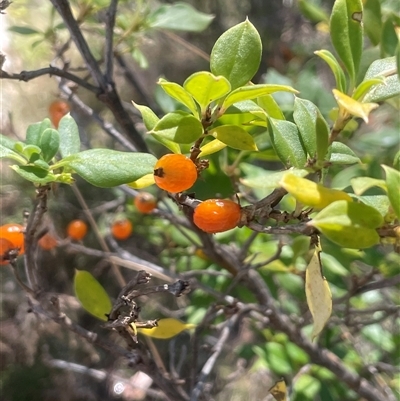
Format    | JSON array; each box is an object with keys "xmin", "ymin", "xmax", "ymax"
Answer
[
  {"xmin": 20, "ymin": 144, "xmax": 42, "ymax": 160},
  {"xmin": 222, "ymin": 84, "xmax": 297, "ymax": 112},
  {"xmin": 315, "ymin": 113, "xmax": 330, "ymax": 162},
  {"xmin": 59, "ymin": 149, "xmax": 157, "ymax": 188},
  {"xmin": 352, "ymin": 77, "xmax": 386, "ymax": 101},
  {"xmin": 74, "ymin": 270, "xmax": 112, "ymax": 321},
  {"xmin": 382, "ymin": 165, "xmax": 400, "ymax": 218},
  {"xmin": 381, "ymin": 15, "xmax": 399, "ymax": 57},
  {"xmin": 329, "ymin": 142, "xmax": 360, "ymax": 165},
  {"xmin": 210, "ymin": 125, "xmax": 257, "ymax": 151},
  {"xmin": 158, "ymin": 78, "xmax": 199, "ymax": 117},
  {"xmin": 151, "ymin": 134, "xmax": 181, "ymax": 154},
  {"xmin": 241, "ymin": 168, "xmax": 308, "ymax": 190},
  {"xmin": 268, "ymin": 118, "xmax": 307, "ymax": 168},
  {"xmin": 58, "ymin": 114, "xmax": 81, "ymax": 157},
  {"xmin": 138, "ymin": 318, "xmax": 195, "ymax": 339},
  {"xmin": 39, "ymin": 128, "xmax": 60, "ymax": 162},
  {"xmin": 9, "ymin": 26, "xmax": 41, "ymax": 35},
  {"xmin": 210, "ymin": 19, "xmax": 262, "ymax": 90},
  {"xmin": 183, "ymin": 72, "xmax": 231, "ymax": 112},
  {"xmin": 298, "ymin": 0, "xmax": 329, "ymax": 23},
  {"xmin": 351, "ymin": 177, "xmax": 387, "ymax": 195},
  {"xmin": 26, "ymin": 119, "xmax": 52, "ymax": 146},
  {"xmin": 330, "ymin": 0, "xmax": 363, "ymax": 86},
  {"xmin": 198, "ymin": 138, "xmax": 227, "ymax": 157},
  {"xmin": 11, "ymin": 165, "xmax": 56, "ymax": 184},
  {"xmin": 149, "ymin": 3, "xmax": 214, "ymax": 32},
  {"xmin": 132, "ymin": 102, "xmax": 160, "ymax": 131},
  {"xmin": 310, "ymin": 200, "xmax": 383, "ymax": 248},
  {"xmin": 257, "ymin": 95, "xmax": 285, "ymax": 120},
  {"xmin": 363, "ymin": 0, "xmax": 382, "ymax": 46},
  {"xmin": 314, "ymin": 50, "xmax": 347, "ymax": 92},
  {"xmin": 332, "ymin": 89, "xmax": 378, "ymax": 123},
  {"xmin": 0, "ymin": 135, "xmax": 26, "ymax": 164},
  {"xmin": 0, "ymin": 133, "xmax": 17, "ymax": 150},
  {"xmin": 305, "ymin": 248, "xmax": 332, "ymax": 340}
]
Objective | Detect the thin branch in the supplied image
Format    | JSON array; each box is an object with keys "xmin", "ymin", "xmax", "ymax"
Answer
[
  {"xmin": 354, "ymin": 274, "xmax": 400, "ymax": 295},
  {"xmin": 0, "ymin": 66, "xmax": 100, "ymax": 93},
  {"xmin": 104, "ymin": 0, "xmax": 118, "ymax": 83}
]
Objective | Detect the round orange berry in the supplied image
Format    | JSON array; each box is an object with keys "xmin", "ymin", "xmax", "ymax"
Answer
[
  {"xmin": 49, "ymin": 99, "xmax": 70, "ymax": 128},
  {"xmin": 38, "ymin": 233, "xmax": 58, "ymax": 251},
  {"xmin": 111, "ymin": 219, "xmax": 133, "ymax": 240},
  {"xmin": 0, "ymin": 223, "xmax": 25, "ymax": 254},
  {"xmin": 193, "ymin": 199, "xmax": 241, "ymax": 233},
  {"xmin": 134, "ymin": 192, "xmax": 157, "ymax": 214},
  {"xmin": 154, "ymin": 154, "xmax": 197, "ymax": 193},
  {"xmin": 0, "ymin": 238, "xmax": 14, "ymax": 265},
  {"xmin": 67, "ymin": 220, "xmax": 88, "ymax": 241}
]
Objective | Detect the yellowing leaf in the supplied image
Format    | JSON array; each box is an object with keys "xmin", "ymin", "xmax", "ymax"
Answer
[
  {"xmin": 137, "ymin": 318, "xmax": 196, "ymax": 339},
  {"xmin": 280, "ymin": 173, "xmax": 352, "ymax": 209},
  {"xmin": 269, "ymin": 378, "xmax": 288, "ymax": 401},
  {"xmin": 305, "ymin": 248, "xmax": 332, "ymax": 341},
  {"xmin": 198, "ymin": 138, "xmax": 227, "ymax": 157},
  {"xmin": 128, "ymin": 173, "xmax": 155, "ymax": 189},
  {"xmin": 332, "ymin": 89, "xmax": 378, "ymax": 123}
]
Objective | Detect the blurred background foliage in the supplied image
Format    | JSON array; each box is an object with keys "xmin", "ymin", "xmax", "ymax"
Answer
[{"xmin": 1, "ymin": 0, "xmax": 399, "ymax": 400}]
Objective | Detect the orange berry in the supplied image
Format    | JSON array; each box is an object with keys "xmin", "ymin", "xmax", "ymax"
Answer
[
  {"xmin": 49, "ymin": 99, "xmax": 70, "ymax": 128},
  {"xmin": 38, "ymin": 233, "xmax": 58, "ymax": 250},
  {"xmin": 67, "ymin": 220, "xmax": 88, "ymax": 241},
  {"xmin": 111, "ymin": 219, "xmax": 133, "ymax": 240},
  {"xmin": 0, "ymin": 223, "xmax": 25, "ymax": 254},
  {"xmin": 193, "ymin": 199, "xmax": 241, "ymax": 233},
  {"xmin": 0, "ymin": 238, "xmax": 14, "ymax": 265},
  {"xmin": 134, "ymin": 192, "xmax": 157, "ymax": 214},
  {"xmin": 154, "ymin": 154, "xmax": 197, "ymax": 193}
]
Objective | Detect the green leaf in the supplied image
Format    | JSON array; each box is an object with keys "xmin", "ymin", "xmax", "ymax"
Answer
[
  {"xmin": 329, "ymin": 142, "xmax": 360, "ymax": 165},
  {"xmin": 381, "ymin": 15, "xmax": 399, "ymax": 57},
  {"xmin": 268, "ymin": 118, "xmax": 307, "ymax": 168},
  {"xmin": 310, "ymin": 200, "xmax": 383, "ymax": 249},
  {"xmin": 132, "ymin": 102, "xmax": 160, "ymax": 131},
  {"xmin": 39, "ymin": 128, "xmax": 60, "ymax": 162},
  {"xmin": 19, "ymin": 144, "xmax": 42, "ymax": 160},
  {"xmin": 11, "ymin": 165, "xmax": 56, "ymax": 184},
  {"xmin": 0, "ymin": 133, "xmax": 17, "ymax": 150},
  {"xmin": 150, "ymin": 111, "xmax": 203, "ymax": 144},
  {"xmin": 397, "ymin": 41, "xmax": 400, "ymax": 81},
  {"xmin": 314, "ymin": 50, "xmax": 347, "ymax": 92},
  {"xmin": 351, "ymin": 177, "xmax": 387, "ymax": 195},
  {"xmin": 315, "ymin": 113, "xmax": 330, "ymax": 162},
  {"xmin": 198, "ymin": 138, "xmax": 227, "ymax": 157},
  {"xmin": 298, "ymin": 0, "xmax": 329, "ymax": 23},
  {"xmin": 257, "ymin": 95, "xmax": 285, "ymax": 120},
  {"xmin": 357, "ymin": 195, "xmax": 390, "ymax": 217},
  {"xmin": 362, "ymin": 57, "xmax": 400, "ymax": 102},
  {"xmin": 305, "ymin": 248, "xmax": 332, "ymax": 340},
  {"xmin": 8, "ymin": 26, "xmax": 41, "ymax": 35},
  {"xmin": 59, "ymin": 149, "xmax": 157, "ymax": 188},
  {"xmin": 26, "ymin": 119, "xmax": 52, "ymax": 147},
  {"xmin": 158, "ymin": 78, "xmax": 199, "ymax": 117},
  {"xmin": 210, "ymin": 125, "xmax": 257, "ymax": 151},
  {"xmin": 210, "ymin": 19, "xmax": 262, "ymax": 90},
  {"xmin": 151, "ymin": 134, "xmax": 181, "ymax": 154},
  {"xmin": 138, "ymin": 318, "xmax": 195, "ymax": 339},
  {"xmin": 222, "ymin": 84, "xmax": 297, "ymax": 112},
  {"xmin": 330, "ymin": 0, "xmax": 363, "ymax": 86},
  {"xmin": 149, "ymin": 3, "xmax": 214, "ymax": 32},
  {"xmin": 363, "ymin": 0, "xmax": 382, "ymax": 46},
  {"xmin": 74, "ymin": 270, "xmax": 112, "ymax": 321},
  {"xmin": 58, "ymin": 114, "xmax": 81, "ymax": 157},
  {"xmin": 382, "ymin": 165, "xmax": 400, "ymax": 219},
  {"xmin": 0, "ymin": 135, "xmax": 26, "ymax": 164},
  {"xmin": 352, "ymin": 77, "xmax": 386, "ymax": 101},
  {"xmin": 183, "ymin": 72, "xmax": 231, "ymax": 112}
]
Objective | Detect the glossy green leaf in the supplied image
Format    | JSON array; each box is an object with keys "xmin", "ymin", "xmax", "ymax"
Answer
[
  {"xmin": 74, "ymin": 270, "xmax": 112, "ymax": 321},
  {"xmin": 310, "ymin": 200, "xmax": 383, "ymax": 248},
  {"xmin": 183, "ymin": 72, "xmax": 230, "ymax": 112},
  {"xmin": 268, "ymin": 118, "xmax": 307, "ymax": 168},
  {"xmin": 58, "ymin": 114, "xmax": 81, "ymax": 157},
  {"xmin": 381, "ymin": 15, "xmax": 399, "ymax": 57},
  {"xmin": 26, "ymin": 119, "xmax": 52, "ymax": 147},
  {"xmin": 158, "ymin": 78, "xmax": 199, "ymax": 117},
  {"xmin": 329, "ymin": 142, "xmax": 360, "ymax": 165},
  {"xmin": 39, "ymin": 128, "xmax": 60, "ymax": 162},
  {"xmin": 58, "ymin": 149, "xmax": 157, "ymax": 188},
  {"xmin": 298, "ymin": 0, "xmax": 329, "ymax": 23},
  {"xmin": 362, "ymin": 57, "xmax": 400, "ymax": 102},
  {"xmin": 210, "ymin": 125, "xmax": 257, "ymax": 151},
  {"xmin": 138, "ymin": 318, "xmax": 195, "ymax": 339},
  {"xmin": 363, "ymin": 0, "xmax": 382, "ymax": 46},
  {"xmin": 330, "ymin": 0, "xmax": 363, "ymax": 86},
  {"xmin": 351, "ymin": 177, "xmax": 387, "ymax": 195},
  {"xmin": 210, "ymin": 19, "xmax": 262, "ymax": 90},
  {"xmin": 222, "ymin": 84, "xmax": 297, "ymax": 112},
  {"xmin": 257, "ymin": 95, "xmax": 285, "ymax": 120},
  {"xmin": 149, "ymin": 3, "xmax": 214, "ymax": 32},
  {"xmin": 305, "ymin": 248, "xmax": 332, "ymax": 340},
  {"xmin": 150, "ymin": 111, "xmax": 203, "ymax": 144},
  {"xmin": 11, "ymin": 165, "xmax": 56, "ymax": 184},
  {"xmin": 198, "ymin": 138, "xmax": 227, "ymax": 157},
  {"xmin": 332, "ymin": 89, "xmax": 378, "ymax": 123},
  {"xmin": 314, "ymin": 50, "xmax": 347, "ymax": 92},
  {"xmin": 132, "ymin": 102, "xmax": 160, "ymax": 131},
  {"xmin": 352, "ymin": 77, "xmax": 386, "ymax": 101},
  {"xmin": 382, "ymin": 165, "xmax": 400, "ymax": 218}
]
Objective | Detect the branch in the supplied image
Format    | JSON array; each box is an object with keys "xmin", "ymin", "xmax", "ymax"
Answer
[{"xmin": 104, "ymin": 0, "xmax": 118, "ymax": 83}]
